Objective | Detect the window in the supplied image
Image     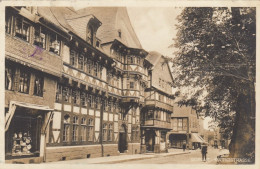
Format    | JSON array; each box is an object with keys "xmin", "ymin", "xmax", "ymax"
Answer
[
  {"xmin": 183, "ymin": 118, "xmax": 188, "ymax": 131},
  {"xmin": 99, "ymin": 66, "xmax": 103, "ymax": 79},
  {"xmin": 88, "ymin": 94, "xmax": 94, "ymax": 108},
  {"xmin": 81, "ymin": 92, "xmax": 87, "ymax": 106},
  {"xmin": 108, "ymin": 101, "xmax": 111, "ymax": 112},
  {"xmin": 88, "ymin": 118, "xmax": 94, "ymax": 141},
  {"xmin": 5, "ymin": 13, "xmax": 12, "ymax": 34},
  {"xmin": 130, "ymin": 81, "xmax": 134, "ymax": 89},
  {"xmin": 19, "ymin": 69, "xmax": 30, "ymax": 94},
  {"xmin": 132, "ymin": 127, "xmax": 139, "ymax": 141},
  {"xmin": 95, "ymin": 96, "xmax": 100, "ymax": 109},
  {"xmin": 56, "ymin": 84, "xmax": 62, "ymax": 102},
  {"xmin": 94, "ymin": 63, "xmax": 98, "ymax": 77},
  {"xmin": 15, "ymin": 17, "xmax": 30, "ymax": 42},
  {"xmin": 155, "ymin": 110, "xmax": 160, "ymax": 120},
  {"xmin": 62, "ymin": 87, "xmax": 71, "ymax": 103},
  {"xmin": 146, "ymin": 110, "xmax": 154, "ymax": 120},
  {"xmin": 70, "ymin": 50, "xmax": 77, "ymax": 67},
  {"xmin": 72, "ymin": 90, "xmax": 80, "ymax": 105},
  {"xmin": 34, "ymin": 26, "xmax": 47, "ymax": 49},
  {"xmin": 102, "ymin": 124, "xmax": 107, "ymax": 141},
  {"xmin": 5, "ymin": 66, "xmax": 15, "ymax": 90},
  {"xmin": 173, "ymin": 118, "xmax": 177, "ymax": 131},
  {"xmin": 81, "ymin": 118, "xmax": 87, "ymax": 141},
  {"xmin": 72, "ymin": 116, "xmax": 79, "ymax": 142},
  {"xmin": 108, "ymin": 124, "xmax": 113, "ymax": 141},
  {"xmin": 49, "ymin": 32, "xmax": 61, "ymax": 55},
  {"xmin": 132, "ymin": 107, "xmax": 136, "ymax": 116},
  {"xmin": 136, "ymin": 57, "xmax": 140, "ymax": 65},
  {"xmin": 118, "ymin": 29, "xmax": 121, "ymax": 38},
  {"xmin": 78, "ymin": 53, "xmax": 84, "ymax": 70},
  {"xmin": 87, "ymin": 60, "xmax": 92, "ymax": 74},
  {"xmin": 178, "ymin": 119, "xmax": 183, "ymax": 130},
  {"xmin": 87, "ymin": 26, "xmax": 94, "ymax": 45},
  {"xmin": 103, "ymin": 99, "xmax": 108, "ymax": 111},
  {"xmin": 63, "ymin": 115, "xmax": 70, "ymax": 142},
  {"xmin": 33, "ymin": 74, "xmax": 44, "ymax": 97}
]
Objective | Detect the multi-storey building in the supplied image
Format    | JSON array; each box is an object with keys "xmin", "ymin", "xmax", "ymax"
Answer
[
  {"xmin": 141, "ymin": 51, "xmax": 174, "ymax": 153},
  {"xmin": 4, "ymin": 6, "xmax": 157, "ymax": 163},
  {"xmin": 168, "ymin": 105, "xmax": 205, "ymax": 149}
]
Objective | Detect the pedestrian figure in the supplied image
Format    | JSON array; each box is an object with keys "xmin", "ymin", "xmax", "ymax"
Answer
[
  {"xmin": 201, "ymin": 144, "xmax": 208, "ymax": 162},
  {"xmin": 183, "ymin": 143, "xmax": 186, "ymax": 152}
]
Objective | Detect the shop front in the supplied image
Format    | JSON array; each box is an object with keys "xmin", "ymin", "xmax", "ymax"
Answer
[
  {"xmin": 190, "ymin": 133, "xmax": 205, "ymax": 149},
  {"xmin": 5, "ymin": 101, "xmax": 53, "ymax": 163}
]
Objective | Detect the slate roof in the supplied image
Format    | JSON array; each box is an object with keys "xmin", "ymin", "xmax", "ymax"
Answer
[
  {"xmin": 37, "ymin": 7, "xmax": 77, "ymax": 33},
  {"xmin": 76, "ymin": 7, "xmax": 142, "ymax": 49}
]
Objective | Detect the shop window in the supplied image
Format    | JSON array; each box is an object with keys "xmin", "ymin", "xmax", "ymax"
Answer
[
  {"xmin": 63, "ymin": 115, "xmax": 70, "ymax": 142},
  {"xmin": 5, "ymin": 66, "xmax": 15, "ymax": 90},
  {"xmin": 72, "ymin": 116, "xmax": 79, "ymax": 142},
  {"xmin": 33, "ymin": 74, "xmax": 44, "ymax": 97},
  {"xmin": 108, "ymin": 124, "xmax": 113, "ymax": 141},
  {"xmin": 70, "ymin": 50, "xmax": 77, "ymax": 67},
  {"xmin": 87, "ymin": 118, "xmax": 94, "ymax": 141},
  {"xmin": 102, "ymin": 124, "xmax": 107, "ymax": 141},
  {"xmin": 49, "ymin": 33, "xmax": 61, "ymax": 55},
  {"xmin": 34, "ymin": 26, "xmax": 47, "ymax": 49},
  {"xmin": 14, "ymin": 17, "xmax": 30, "ymax": 42},
  {"xmin": 78, "ymin": 53, "xmax": 84, "ymax": 70},
  {"xmin": 5, "ymin": 13, "xmax": 12, "ymax": 34},
  {"xmin": 81, "ymin": 118, "xmax": 87, "ymax": 141},
  {"xmin": 18, "ymin": 69, "xmax": 30, "ymax": 94}
]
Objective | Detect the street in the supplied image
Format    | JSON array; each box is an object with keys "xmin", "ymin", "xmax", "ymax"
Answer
[{"xmin": 113, "ymin": 147, "xmax": 228, "ymax": 164}]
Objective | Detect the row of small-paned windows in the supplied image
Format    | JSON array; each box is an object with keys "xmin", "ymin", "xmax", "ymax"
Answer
[
  {"xmin": 126, "ymin": 55, "xmax": 143, "ymax": 66},
  {"xmin": 56, "ymin": 84, "xmax": 121, "ymax": 111},
  {"xmin": 62, "ymin": 115, "xmax": 94, "ymax": 142},
  {"xmin": 172, "ymin": 118, "xmax": 188, "ymax": 131},
  {"xmin": 102, "ymin": 123, "xmax": 113, "ymax": 141},
  {"xmin": 114, "ymin": 51, "xmax": 124, "ymax": 63},
  {"xmin": 131, "ymin": 127, "xmax": 139, "ymax": 142},
  {"xmin": 158, "ymin": 93, "xmax": 172, "ymax": 105},
  {"xmin": 107, "ymin": 73, "xmax": 120, "ymax": 88},
  {"xmin": 5, "ymin": 14, "xmax": 61, "ymax": 55},
  {"xmin": 145, "ymin": 110, "xmax": 171, "ymax": 122},
  {"xmin": 5, "ymin": 65, "xmax": 44, "ymax": 96},
  {"xmin": 70, "ymin": 50, "xmax": 103, "ymax": 79}
]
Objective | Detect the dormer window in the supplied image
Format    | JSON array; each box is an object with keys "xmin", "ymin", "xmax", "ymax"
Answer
[
  {"xmin": 118, "ymin": 29, "xmax": 121, "ymax": 38},
  {"xmin": 87, "ymin": 26, "xmax": 94, "ymax": 45}
]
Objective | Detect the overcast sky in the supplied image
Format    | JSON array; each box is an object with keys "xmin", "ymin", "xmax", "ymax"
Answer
[{"xmin": 127, "ymin": 7, "xmax": 182, "ymax": 58}]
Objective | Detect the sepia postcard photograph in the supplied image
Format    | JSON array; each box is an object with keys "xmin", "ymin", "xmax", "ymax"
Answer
[{"xmin": 0, "ymin": 0, "xmax": 259, "ymax": 168}]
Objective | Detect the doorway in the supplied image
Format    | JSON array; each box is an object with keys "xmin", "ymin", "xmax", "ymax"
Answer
[
  {"xmin": 145, "ymin": 130, "xmax": 155, "ymax": 152},
  {"xmin": 118, "ymin": 124, "xmax": 127, "ymax": 153}
]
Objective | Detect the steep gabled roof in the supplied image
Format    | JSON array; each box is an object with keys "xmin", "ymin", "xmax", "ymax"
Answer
[{"xmin": 76, "ymin": 7, "xmax": 142, "ymax": 49}]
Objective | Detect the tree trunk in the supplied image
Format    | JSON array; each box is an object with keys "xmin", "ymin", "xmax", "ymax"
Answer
[{"xmin": 229, "ymin": 93, "xmax": 255, "ymax": 163}]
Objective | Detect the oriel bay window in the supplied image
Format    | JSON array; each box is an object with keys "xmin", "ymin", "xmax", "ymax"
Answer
[
  {"xmin": 19, "ymin": 69, "xmax": 30, "ymax": 94},
  {"xmin": 146, "ymin": 110, "xmax": 154, "ymax": 120},
  {"xmin": 63, "ymin": 115, "xmax": 70, "ymax": 142},
  {"xmin": 72, "ymin": 116, "xmax": 79, "ymax": 142},
  {"xmin": 34, "ymin": 26, "xmax": 47, "ymax": 49},
  {"xmin": 80, "ymin": 118, "xmax": 87, "ymax": 141},
  {"xmin": 14, "ymin": 17, "xmax": 30, "ymax": 42},
  {"xmin": 87, "ymin": 118, "xmax": 94, "ymax": 141}
]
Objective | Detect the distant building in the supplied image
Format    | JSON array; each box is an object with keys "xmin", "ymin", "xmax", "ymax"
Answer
[
  {"xmin": 168, "ymin": 105, "xmax": 205, "ymax": 149},
  {"xmin": 141, "ymin": 52, "xmax": 174, "ymax": 153}
]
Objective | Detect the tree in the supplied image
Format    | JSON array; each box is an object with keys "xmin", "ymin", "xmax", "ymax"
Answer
[{"xmin": 172, "ymin": 7, "xmax": 255, "ymax": 163}]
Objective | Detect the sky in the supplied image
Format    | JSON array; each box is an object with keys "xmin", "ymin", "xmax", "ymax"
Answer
[{"xmin": 127, "ymin": 7, "xmax": 182, "ymax": 58}]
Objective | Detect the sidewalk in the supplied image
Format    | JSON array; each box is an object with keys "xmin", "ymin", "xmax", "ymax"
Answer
[{"xmin": 44, "ymin": 149, "xmax": 191, "ymax": 164}]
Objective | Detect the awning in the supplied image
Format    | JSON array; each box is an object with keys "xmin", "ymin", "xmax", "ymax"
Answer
[
  {"xmin": 190, "ymin": 133, "xmax": 205, "ymax": 143},
  {"xmin": 5, "ymin": 101, "xmax": 54, "ymax": 132}
]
